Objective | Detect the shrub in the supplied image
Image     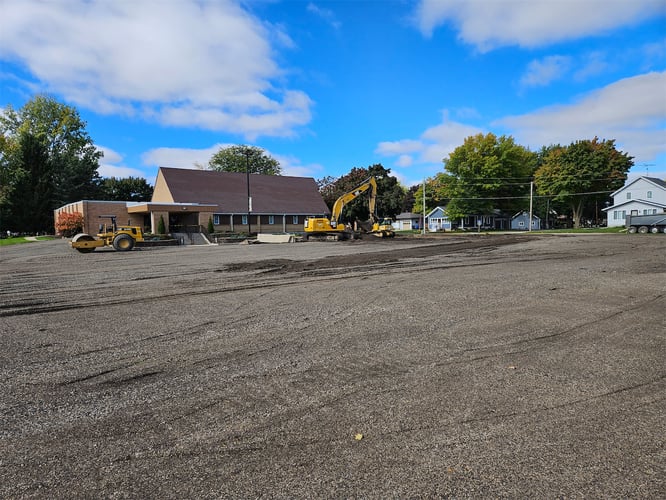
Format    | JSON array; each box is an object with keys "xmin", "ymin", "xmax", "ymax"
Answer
[
  {"xmin": 55, "ymin": 212, "xmax": 84, "ymax": 237},
  {"xmin": 157, "ymin": 215, "xmax": 166, "ymax": 235}
]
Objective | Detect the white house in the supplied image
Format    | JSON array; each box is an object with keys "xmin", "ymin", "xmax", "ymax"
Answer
[
  {"xmin": 394, "ymin": 212, "xmax": 422, "ymax": 231},
  {"xmin": 603, "ymin": 176, "xmax": 666, "ymax": 228}
]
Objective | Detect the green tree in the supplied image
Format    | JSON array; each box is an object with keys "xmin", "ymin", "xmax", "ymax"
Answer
[
  {"xmin": 99, "ymin": 176, "xmax": 153, "ymax": 201},
  {"xmin": 0, "ymin": 95, "xmax": 102, "ymax": 232},
  {"xmin": 208, "ymin": 145, "xmax": 281, "ymax": 175},
  {"xmin": 442, "ymin": 133, "xmax": 536, "ymax": 220},
  {"xmin": 319, "ymin": 164, "xmax": 404, "ymax": 223},
  {"xmin": 412, "ymin": 174, "xmax": 452, "ymax": 215},
  {"xmin": 157, "ymin": 215, "xmax": 166, "ymax": 235},
  {"xmin": 5, "ymin": 133, "xmax": 53, "ymax": 232},
  {"xmin": 402, "ymin": 185, "xmax": 418, "ymax": 213},
  {"xmin": 534, "ymin": 138, "xmax": 632, "ymax": 228}
]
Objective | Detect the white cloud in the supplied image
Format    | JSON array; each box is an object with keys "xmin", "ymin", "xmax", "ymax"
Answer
[
  {"xmin": 375, "ymin": 139, "xmax": 423, "ymax": 156},
  {"xmin": 496, "ymin": 71, "xmax": 666, "ymax": 162},
  {"xmin": 375, "ymin": 112, "xmax": 483, "ymax": 175},
  {"xmin": 414, "ymin": 0, "xmax": 664, "ymax": 51},
  {"xmin": 97, "ymin": 146, "xmax": 148, "ymax": 179},
  {"xmin": 396, "ymin": 155, "xmax": 413, "ymax": 167},
  {"xmin": 573, "ymin": 51, "xmax": 613, "ymax": 82},
  {"xmin": 307, "ymin": 3, "xmax": 342, "ymax": 30},
  {"xmin": 0, "ymin": 0, "xmax": 312, "ymax": 138},
  {"xmin": 272, "ymin": 153, "xmax": 324, "ymax": 178},
  {"xmin": 141, "ymin": 144, "xmax": 323, "ymax": 179},
  {"xmin": 520, "ymin": 56, "xmax": 572, "ymax": 89},
  {"xmin": 141, "ymin": 145, "xmax": 225, "ymax": 170}
]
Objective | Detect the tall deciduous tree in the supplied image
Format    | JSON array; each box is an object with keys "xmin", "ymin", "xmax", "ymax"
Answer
[
  {"xmin": 412, "ymin": 174, "xmax": 451, "ymax": 215},
  {"xmin": 0, "ymin": 95, "xmax": 102, "ymax": 232},
  {"xmin": 442, "ymin": 133, "xmax": 536, "ymax": 221},
  {"xmin": 319, "ymin": 164, "xmax": 404, "ymax": 223},
  {"xmin": 534, "ymin": 138, "xmax": 632, "ymax": 228},
  {"xmin": 99, "ymin": 177, "xmax": 153, "ymax": 201},
  {"xmin": 208, "ymin": 145, "xmax": 281, "ymax": 175}
]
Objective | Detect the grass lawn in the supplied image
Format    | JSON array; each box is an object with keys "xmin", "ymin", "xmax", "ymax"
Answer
[{"xmin": 0, "ymin": 236, "xmax": 56, "ymax": 246}]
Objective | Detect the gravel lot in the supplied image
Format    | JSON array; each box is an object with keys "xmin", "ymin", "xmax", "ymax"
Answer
[{"xmin": 1, "ymin": 233, "xmax": 664, "ymax": 498}]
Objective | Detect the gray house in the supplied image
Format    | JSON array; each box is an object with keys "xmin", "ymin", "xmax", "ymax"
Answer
[{"xmin": 511, "ymin": 211, "xmax": 541, "ymax": 231}]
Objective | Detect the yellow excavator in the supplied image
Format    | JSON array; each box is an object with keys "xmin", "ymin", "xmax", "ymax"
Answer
[
  {"xmin": 304, "ymin": 177, "xmax": 395, "ymax": 240},
  {"xmin": 71, "ymin": 215, "xmax": 144, "ymax": 253}
]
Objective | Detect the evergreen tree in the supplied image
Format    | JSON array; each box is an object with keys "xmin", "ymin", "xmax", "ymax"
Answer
[{"xmin": 0, "ymin": 95, "xmax": 102, "ymax": 232}]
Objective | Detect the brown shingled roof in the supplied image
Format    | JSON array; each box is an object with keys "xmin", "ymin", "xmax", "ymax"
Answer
[{"xmin": 155, "ymin": 167, "xmax": 330, "ymax": 215}]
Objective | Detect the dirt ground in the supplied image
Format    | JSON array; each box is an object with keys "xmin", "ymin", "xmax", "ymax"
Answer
[{"xmin": 1, "ymin": 233, "xmax": 664, "ymax": 498}]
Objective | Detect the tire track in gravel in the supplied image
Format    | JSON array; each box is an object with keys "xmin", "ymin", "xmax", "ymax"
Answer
[{"xmin": 0, "ymin": 238, "xmax": 559, "ymax": 318}]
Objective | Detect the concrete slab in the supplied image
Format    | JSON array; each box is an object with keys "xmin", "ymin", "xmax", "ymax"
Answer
[{"xmin": 257, "ymin": 233, "xmax": 294, "ymax": 243}]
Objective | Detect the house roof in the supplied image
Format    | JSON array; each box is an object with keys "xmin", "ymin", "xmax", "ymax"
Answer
[
  {"xmin": 610, "ymin": 176, "xmax": 666, "ymax": 197},
  {"xmin": 153, "ymin": 167, "xmax": 330, "ymax": 215},
  {"xmin": 511, "ymin": 210, "xmax": 541, "ymax": 220},
  {"xmin": 426, "ymin": 206, "xmax": 447, "ymax": 218},
  {"xmin": 602, "ymin": 198, "xmax": 666, "ymax": 211},
  {"xmin": 395, "ymin": 212, "xmax": 421, "ymax": 220}
]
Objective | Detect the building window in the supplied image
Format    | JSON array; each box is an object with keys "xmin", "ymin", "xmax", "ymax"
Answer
[
  {"xmin": 242, "ymin": 215, "xmax": 248, "ymax": 225},
  {"xmin": 268, "ymin": 215, "xmax": 275, "ymax": 225},
  {"xmin": 213, "ymin": 214, "xmax": 221, "ymax": 225},
  {"xmin": 292, "ymin": 215, "xmax": 299, "ymax": 224},
  {"xmin": 518, "ymin": 221, "xmax": 525, "ymax": 227},
  {"xmin": 631, "ymin": 210, "xmax": 638, "ymax": 216},
  {"xmin": 626, "ymin": 192, "xmax": 631, "ymax": 200},
  {"xmin": 647, "ymin": 191, "xmax": 652, "ymax": 199},
  {"xmin": 652, "ymin": 209, "xmax": 657, "ymax": 215}
]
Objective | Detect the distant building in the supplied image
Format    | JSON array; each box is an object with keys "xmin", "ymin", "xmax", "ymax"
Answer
[
  {"xmin": 603, "ymin": 176, "xmax": 666, "ymax": 228},
  {"xmin": 426, "ymin": 206, "xmax": 452, "ymax": 231},
  {"xmin": 510, "ymin": 211, "xmax": 541, "ymax": 231},
  {"xmin": 55, "ymin": 167, "xmax": 330, "ymax": 236},
  {"xmin": 394, "ymin": 212, "xmax": 422, "ymax": 230}
]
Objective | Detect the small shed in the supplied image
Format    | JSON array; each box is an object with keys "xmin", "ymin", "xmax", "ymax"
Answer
[
  {"xmin": 395, "ymin": 212, "xmax": 422, "ymax": 230},
  {"xmin": 511, "ymin": 211, "xmax": 541, "ymax": 231}
]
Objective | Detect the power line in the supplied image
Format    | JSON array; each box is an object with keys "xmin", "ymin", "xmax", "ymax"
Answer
[
  {"xmin": 425, "ymin": 176, "xmax": 627, "ymax": 187},
  {"xmin": 443, "ymin": 190, "xmax": 614, "ymax": 201}
]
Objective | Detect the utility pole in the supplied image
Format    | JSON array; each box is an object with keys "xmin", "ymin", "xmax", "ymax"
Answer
[
  {"xmin": 422, "ymin": 179, "xmax": 426, "ymax": 235},
  {"xmin": 245, "ymin": 151, "xmax": 252, "ymax": 236},
  {"xmin": 529, "ymin": 181, "xmax": 534, "ymax": 232}
]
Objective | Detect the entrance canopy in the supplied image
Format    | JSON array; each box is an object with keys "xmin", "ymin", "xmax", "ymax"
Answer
[{"xmin": 127, "ymin": 202, "xmax": 218, "ymax": 214}]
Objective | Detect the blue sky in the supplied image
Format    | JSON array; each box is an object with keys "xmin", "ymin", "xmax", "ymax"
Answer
[{"xmin": 1, "ymin": 0, "xmax": 665, "ymax": 188}]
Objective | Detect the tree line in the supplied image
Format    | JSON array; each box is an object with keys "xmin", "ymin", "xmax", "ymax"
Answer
[
  {"xmin": 0, "ymin": 96, "xmax": 153, "ymax": 233},
  {"xmin": 415, "ymin": 133, "xmax": 634, "ymax": 228},
  {"xmin": 312, "ymin": 133, "xmax": 634, "ymax": 229},
  {"xmin": 1, "ymin": 95, "xmax": 637, "ymax": 233}
]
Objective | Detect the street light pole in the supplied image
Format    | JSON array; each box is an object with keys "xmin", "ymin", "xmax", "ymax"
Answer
[{"xmin": 245, "ymin": 151, "xmax": 252, "ymax": 236}]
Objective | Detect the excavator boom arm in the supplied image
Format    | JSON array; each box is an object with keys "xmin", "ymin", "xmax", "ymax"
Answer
[{"xmin": 330, "ymin": 177, "xmax": 378, "ymax": 223}]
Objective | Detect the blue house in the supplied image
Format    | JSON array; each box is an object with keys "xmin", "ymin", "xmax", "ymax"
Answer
[
  {"xmin": 426, "ymin": 206, "xmax": 452, "ymax": 231},
  {"xmin": 511, "ymin": 211, "xmax": 541, "ymax": 231}
]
